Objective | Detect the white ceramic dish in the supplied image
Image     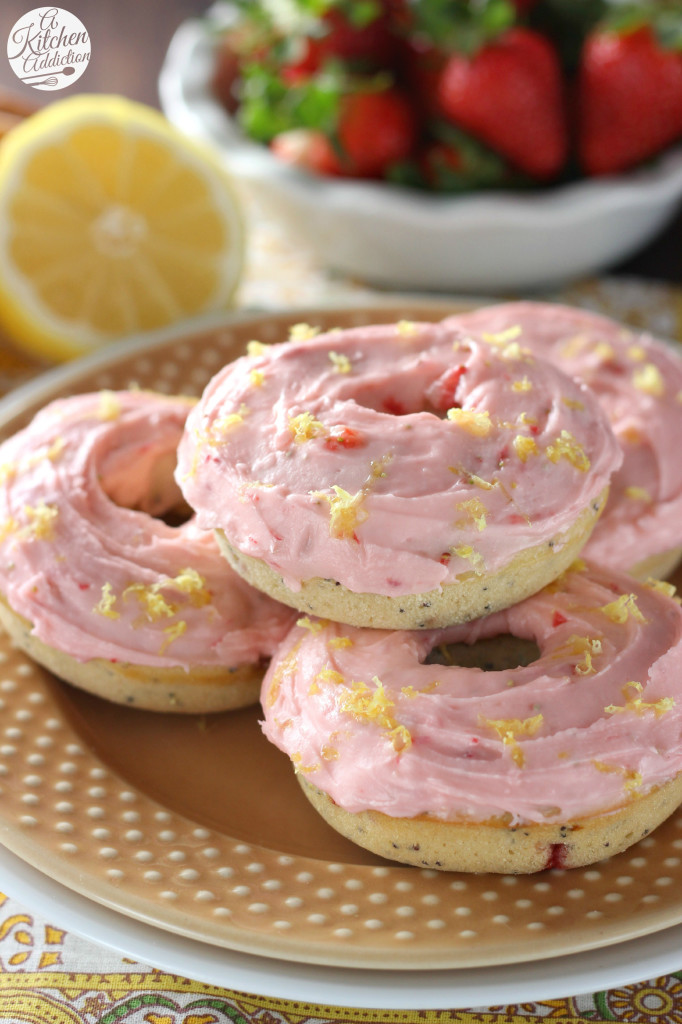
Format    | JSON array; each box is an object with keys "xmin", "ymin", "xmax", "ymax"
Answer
[{"xmin": 159, "ymin": 14, "xmax": 682, "ymax": 294}]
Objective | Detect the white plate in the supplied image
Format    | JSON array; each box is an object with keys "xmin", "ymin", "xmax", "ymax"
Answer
[{"xmin": 3, "ymin": 841, "xmax": 682, "ymax": 1009}]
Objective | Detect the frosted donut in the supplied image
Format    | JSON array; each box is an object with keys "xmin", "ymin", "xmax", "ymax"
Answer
[
  {"xmin": 261, "ymin": 562, "xmax": 682, "ymax": 873},
  {"xmin": 447, "ymin": 301, "xmax": 682, "ymax": 579},
  {"xmin": 177, "ymin": 320, "xmax": 621, "ymax": 630},
  {"xmin": 0, "ymin": 390, "xmax": 295, "ymax": 712}
]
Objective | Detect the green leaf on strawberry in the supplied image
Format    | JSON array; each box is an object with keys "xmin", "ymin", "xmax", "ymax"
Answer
[
  {"xmin": 408, "ymin": 0, "xmax": 517, "ymax": 54},
  {"xmin": 237, "ymin": 62, "xmax": 344, "ymax": 142},
  {"xmin": 429, "ymin": 129, "xmax": 515, "ymax": 190}
]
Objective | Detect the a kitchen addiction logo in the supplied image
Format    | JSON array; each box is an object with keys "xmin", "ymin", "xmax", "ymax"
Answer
[{"xmin": 7, "ymin": 7, "xmax": 90, "ymax": 90}]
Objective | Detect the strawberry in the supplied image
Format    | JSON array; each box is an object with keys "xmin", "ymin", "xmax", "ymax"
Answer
[
  {"xmin": 287, "ymin": 2, "xmax": 400, "ymax": 75},
  {"xmin": 336, "ymin": 87, "xmax": 416, "ymax": 177},
  {"xmin": 270, "ymin": 85, "xmax": 416, "ymax": 179},
  {"xmin": 437, "ymin": 27, "xmax": 568, "ymax": 180},
  {"xmin": 270, "ymin": 128, "xmax": 342, "ymax": 175},
  {"xmin": 577, "ymin": 22, "xmax": 682, "ymax": 175}
]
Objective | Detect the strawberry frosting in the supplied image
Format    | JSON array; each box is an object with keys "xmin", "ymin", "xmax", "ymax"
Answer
[
  {"xmin": 176, "ymin": 320, "xmax": 622, "ymax": 596},
  {"xmin": 261, "ymin": 563, "xmax": 682, "ymax": 825},
  {"xmin": 445, "ymin": 301, "xmax": 682, "ymax": 569},
  {"xmin": 0, "ymin": 391, "xmax": 295, "ymax": 669}
]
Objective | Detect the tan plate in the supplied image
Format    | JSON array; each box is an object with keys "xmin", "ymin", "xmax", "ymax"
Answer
[{"xmin": 2, "ymin": 302, "xmax": 682, "ymax": 971}]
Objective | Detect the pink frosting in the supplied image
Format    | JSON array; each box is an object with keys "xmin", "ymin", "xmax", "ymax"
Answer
[
  {"xmin": 261, "ymin": 563, "xmax": 682, "ymax": 825},
  {"xmin": 177, "ymin": 321, "xmax": 621, "ymax": 596},
  {"xmin": 0, "ymin": 391, "xmax": 295, "ymax": 669},
  {"xmin": 446, "ymin": 302, "xmax": 682, "ymax": 568}
]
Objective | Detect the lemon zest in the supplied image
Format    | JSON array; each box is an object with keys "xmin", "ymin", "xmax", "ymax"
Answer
[
  {"xmin": 501, "ymin": 341, "xmax": 530, "ymax": 361},
  {"xmin": 450, "ymin": 467, "xmax": 496, "ymax": 490},
  {"xmin": 124, "ymin": 584, "xmax": 176, "ymax": 621},
  {"xmin": 479, "ymin": 713, "xmax": 543, "ymax": 768},
  {"xmin": 289, "ymin": 411, "xmax": 326, "ymax": 444},
  {"xmin": 289, "ymin": 323, "xmax": 319, "ymax": 342},
  {"xmin": 624, "ymin": 486, "xmax": 652, "ymax": 502},
  {"xmin": 456, "ymin": 497, "xmax": 487, "ymax": 531},
  {"xmin": 22, "ymin": 502, "xmax": 58, "ymax": 540},
  {"xmin": 291, "ymin": 751, "xmax": 319, "ymax": 775},
  {"xmin": 296, "ymin": 616, "xmax": 325, "ymax": 634},
  {"xmin": 209, "ymin": 405, "xmax": 250, "ymax": 443},
  {"xmin": 311, "ymin": 485, "xmax": 368, "ymax": 540},
  {"xmin": 164, "ymin": 567, "xmax": 211, "ymax": 606},
  {"xmin": 396, "ymin": 320, "xmax": 418, "ymax": 336},
  {"xmin": 559, "ymin": 334, "xmax": 588, "ymax": 358},
  {"xmin": 632, "ymin": 363, "xmax": 665, "ymax": 397},
  {"xmin": 339, "ymin": 677, "xmax": 412, "ymax": 753},
  {"xmin": 447, "ymin": 408, "xmax": 492, "ymax": 436},
  {"xmin": 605, "ymin": 680, "xmax": 674, "ymax": 718},
  {"xmin": 645, "ymin": 578, "xmax": 681, "ymax": 604},
  {"xmin": 0, "ymin": 518, "xmax": 17, "ymax": 544},
  {"xmin": 328, "ymin": 635, "xmax": 353, "ymax": 649},
  {"xmin": 94, "ymin": 582, "xmax": 120, "ymax": 620},
  {"xmin": 482, "ymin": 326, "xmax": 521, "ymax": 347},
  {"xmin": 267, "ymin": 639, "xmax": 302, "ymax": 708},
  {"xmin": 546, "ymin": 430, "xmax": 590, "ymax": 472},
  {"xmin": 246, "ymin": 340, "xmax": 270, "ymax": 356},
  {"xmin": 562, "ymin": 634, "xmax": 602, "ymax": 675},
  {"xmin": 599, "ymin": 593, "xmax": 647, "ymax": 624},
  {"xmin": 592, "ymin": 760, "xmax": 643, "ymax": 793},
  {"xmin": 97, "ymin": 390, "xmax": 121, "ymax": 421},
  {"xmin": 452, "ymin": 544, "xmax": 485, "ymax": 574},
  {"xmin": 513, "ymin": 435, "xmax": 538, "ymax": 462},
  {"xmin": 123, "ymin": 569, "xmax": 211, "ymax": 622},
  {"xmin": 328, "ymin": 351, "xmax": 351, "ymax": 374},
  {"xmin": 316, "ymin": 668, "xmax": 345, "ymax": 686},
  {"xmin": 593, "ymin": 342, "xmax": 615, "ymax": 363},
  {"xmin": 561, "ymin": 397, "xmax": 585, "ymax": 411},
  {"xmin": 159, "ymin": 619, "xmax": 187, "ymax": 655},
  {"xmin": 627, "ymin": 344, "xmax": 646, "ymax": 362}
]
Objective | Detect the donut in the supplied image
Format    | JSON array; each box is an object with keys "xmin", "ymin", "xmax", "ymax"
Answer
[
  {"xmin": 446, "ymin": 301, "xmax": 682, "ymax": 579},
  {"xmin": 0, "ymin": 390, "xmax": 296, "ymax": 712},
  {"xmin": 177, "ymin": 319, "xmax": 621, "ymax": 630},
  {"xmin": 261, "ymin": 561, "xmax": 682, "ymax": 873}
]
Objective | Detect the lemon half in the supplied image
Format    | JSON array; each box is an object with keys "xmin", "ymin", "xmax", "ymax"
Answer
[{"xmin": 0, "ymin": 94, "xmax": 245, "ymax": 362}]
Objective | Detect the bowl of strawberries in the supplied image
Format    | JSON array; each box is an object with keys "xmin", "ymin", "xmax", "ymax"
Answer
[{"xmin": 159, "ymin": 0, "xmax": 682, "ymax": 292}]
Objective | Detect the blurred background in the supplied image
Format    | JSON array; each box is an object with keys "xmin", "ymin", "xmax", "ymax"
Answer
[
  {"xmin": 1, "ymin": 0, "xmax": 203, "ymax": 108},
  {"xmin": 1, "ymin": 0, "xmax": 681, "ymax": 286}
]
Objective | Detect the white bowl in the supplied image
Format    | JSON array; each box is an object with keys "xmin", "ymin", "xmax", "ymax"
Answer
[{"xmin": 159, "ymin": 16, "xmax": 682, "ymax": 294}]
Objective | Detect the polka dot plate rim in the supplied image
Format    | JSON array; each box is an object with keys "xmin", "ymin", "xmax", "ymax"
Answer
[{"xmin": 0, "ymin": 301, "xmax": 682, "ymax": 973}]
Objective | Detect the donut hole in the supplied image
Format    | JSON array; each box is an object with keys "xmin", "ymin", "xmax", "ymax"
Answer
[
  {"xmin": 100, "ymin": 447, "xmax": 193, "ymax": 526},
  {"xmin": 426, "ymin": 634, "xmax": 541, "ymax": 672},
  {"xmin": 348, "ymin": 364, "xmax": 468, "ymax": 419}
]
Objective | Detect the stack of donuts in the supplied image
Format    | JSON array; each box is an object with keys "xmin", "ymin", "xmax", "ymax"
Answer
[{"xmin": 2, "ymin": 301, "xmax": 682, "ymax": 874}]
